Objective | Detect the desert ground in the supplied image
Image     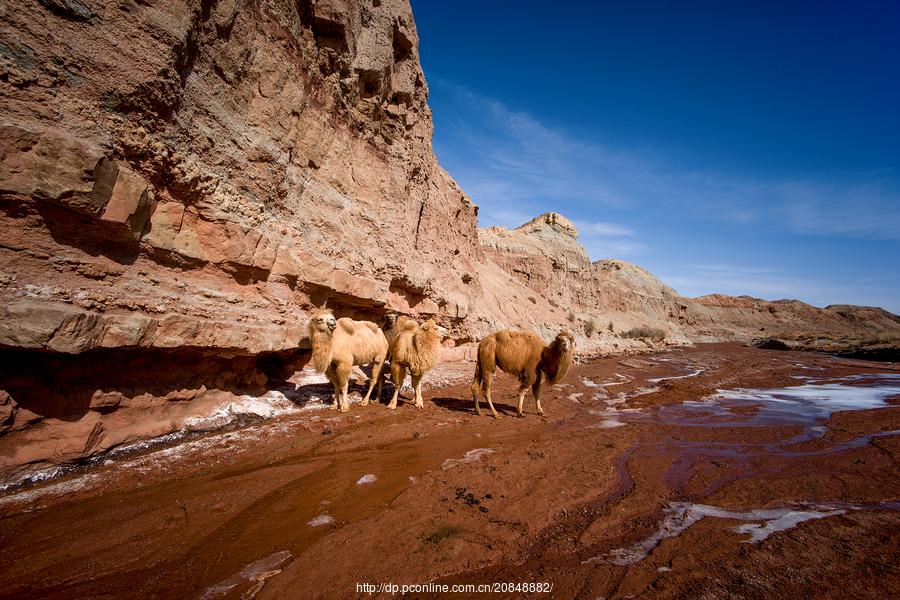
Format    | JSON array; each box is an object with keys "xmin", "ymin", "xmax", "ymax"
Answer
[{"xmin": 1, "ymin": 344, "xmax": 898, "ymax": 599}]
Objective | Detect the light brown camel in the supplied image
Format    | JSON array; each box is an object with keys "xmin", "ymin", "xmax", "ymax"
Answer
[
  {"xmin": 387, "ymin": 319, "xmax": 446, "ymax": 410},
  {"xmin": 471, "ymin": 330, "xmax": 575, "ymax": 418},
  {"xmin": 382, "ymin": 313, "xmax": 417, "ymax": 348},
  {"xmin": 307, "ymin": 308, "xmax": 388, "ymax": 412}
]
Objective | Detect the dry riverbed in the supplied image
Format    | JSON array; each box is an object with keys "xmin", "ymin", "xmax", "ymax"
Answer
[{"xmin": 1, "ymin": 344, "xmax": 898, "ymax": 599}]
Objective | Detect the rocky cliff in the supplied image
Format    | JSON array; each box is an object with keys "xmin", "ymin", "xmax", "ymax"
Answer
[
  {"xmin": 1, "ymin": 0, "xmax": 898, "ymax": 484},
  {"xmin": 1, "ymin": 0, "xmax": 488, "ymax": 482},
  {"xmin": 1, "ymin": 0, "xmax": 480, "ymax": 356},
  {"xmin": 480, "ymin": 213, "xmax": 900, "ymax": 352}
]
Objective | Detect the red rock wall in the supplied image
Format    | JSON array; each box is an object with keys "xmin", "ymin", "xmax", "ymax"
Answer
[
  {"xmin": 0, "ymin": 0, "xmax": 487, "ymax": 482},
  {"xmin": 1, "ymin": 0, "xmax": 480, "ymax": 359}
]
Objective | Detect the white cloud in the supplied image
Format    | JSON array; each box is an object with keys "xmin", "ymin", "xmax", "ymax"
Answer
[
  {"xmin": 578, "ymin": 221, "xmax": 636, "ymax": 237},
  {"xmin": 434, "ymin": 81, "xmax": 900, "ymax": 241},
  {"xmin": 572, "ymin": 219, "xmax": 648, "ymax": 259},
  {"xmin": 657, "ymin": 263, "xmax": 900, "ymax": 314}
]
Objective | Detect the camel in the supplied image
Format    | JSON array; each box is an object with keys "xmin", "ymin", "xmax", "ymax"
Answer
[
  {"xmin": 387, "ymin": 319, "xmax": 446, "ymax": 410},
  {"xmin": 307, "ymin": 308, "xmax": 389, "ymax": 412},
  {"xmin": 377, "ymin": 313, "xmax": 418, "ymax": 390},
  {"xmin": 382, "ymin": 313, "xmax": 418, "ymax": 348},
  {"xmin": 471, "ymin": 330, "xmax": 575, "ymax": 418}
]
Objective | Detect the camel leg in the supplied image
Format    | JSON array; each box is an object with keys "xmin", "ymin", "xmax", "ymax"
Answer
[
  {"xmin": 325, "ymin": 367, "xmax": 339, "ymax": 410},
  {"xmin": 533, "ymin": 373, "xmax": 544, "ymax": 416},
  {"xmin": 340, "ymin": 380, "xmax": 350, "ymax": 413},
  {"xmin": 388, "ymin": 364, "xmax": 406, "ymax": 410},
  {"xmin": 361, "ymin": 360, "xmax": 384, "ymax": 406},
  {"xmin": 471, "ymin": 378, "xmax": 483, "ymax": 416},
  {"xmin": 515, "ymin": 384, "xmax": 528, "ymax": 418},
  {"xmin": 376, "ymin": 366, "xmax": 384, "ymax": 403},
  {"xmin": 336, "ymin": 363, "xmax": 351, "ymax": 413},
  {"xmin": 483, "ymin": 371, "xmax": 502, "ymax": 419},
  {"xmin": 412, "ymin": 373, "xmax": 424, "ymax": 408}
]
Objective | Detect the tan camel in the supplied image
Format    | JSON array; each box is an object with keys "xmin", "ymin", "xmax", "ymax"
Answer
[
  {"xmin": 387, "ymin": 319, "xmax": 446, "ymax": 410},
  {"xmin": 382, "ymin": 313, "xmax": 417, "ymax": 347},
  {"xmin": 471, "ymin": 330, "xmax": 575, "ymax": 418},
  {"xmin": 307, "ymin": 308, "xmax": 388, "ymax": 412}
]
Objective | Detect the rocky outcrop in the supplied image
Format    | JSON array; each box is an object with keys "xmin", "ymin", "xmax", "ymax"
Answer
[
  {"xmin": 1, "ymin": 0, "xmax": 480, "ymax": 359},
  {"xmin": 1, "ymin": 0, "xmax": 898, "ymax": 483},
  {"xmin": 478, "ymin": 214, "xmax": 900, "ymax": 352}
]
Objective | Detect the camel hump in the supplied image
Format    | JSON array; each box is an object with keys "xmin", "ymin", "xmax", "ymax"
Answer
[
  {"xmin": 336, "ymin": 318, "xmax": 356, "ymax": 335},
  {"xmin": 358, "ymin": 320, "xmax": 381, "ymax": 334},
  {"xmin": 492, "ymin": 330, "xmax": 540, "ymax": 345}
]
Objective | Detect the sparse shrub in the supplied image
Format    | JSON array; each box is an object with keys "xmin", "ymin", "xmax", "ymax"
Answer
[
  {"xmin": 623, "ymin": 326, "xmax": 666, "ymax": 341},
  {"xmin": 423, "ymin": 526, "xmax": 461, "ymax": 545},
  {"xmin": 584, "ymin": 319, "xmax": 596, "ymax": 337},
  {"xmin": 567, "ymin": 311, "xmax": 575, "ymax": 322},
  {"xmin": 607, "ymin": 321, "xmax": 614, "ymax": 333}
]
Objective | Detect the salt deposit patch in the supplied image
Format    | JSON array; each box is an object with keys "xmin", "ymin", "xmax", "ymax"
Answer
[
  {"xmin": 584, "ymin": 502, "xmax": 849, "ymax": 566},
  {"xmin": 441, "ymin": 448, "xmax": 495, "ymax": 470},
  {"xmin": 0, "ymin": 466, "xmax": 67, "ymax": 494},
  {"xmin": 183, "ymin": 391, "xmax": 303, "ymax": 432},
  {"xmin": 587, "ymin": 407, "xmax": 638, "ymax": 430},
  {"xmin": 293, "ymin": 368, "xmax": 330, "ymax": 386},
  {"xmin": 201, "ymin": 550, "xmax": 292, "ymax": 599},
  {"xmin": 639, "ymin": 376, "xmax": 900, "ymax": 443},
  {"xmin": 356, "ymin": 474, "xmax": 377, "ymax": 485},
  {"xmin": 630, "ymin": 386, "xmax": 660, "ymax": 398},
  {"xmin": 308, "ymin": 514, "xmax": 334, "ymax": 527},
  {"xmin": 711, "ymin": 382, "xmax": 900, "ymax": 421},
  {"xmin": 583, "ymin": 374, "xmax": 632, "ymax": 389},
  {"xmin": 648, "ymin": 369, "xmax": 704, "ymax": 384},
  {"xmin": 0, "ymin": 472, "xmax": 104, "ymax": 507}
]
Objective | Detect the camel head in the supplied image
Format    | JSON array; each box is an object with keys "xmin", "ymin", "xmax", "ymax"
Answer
[
  {"xmin": 382, "ymin": 313, "xmax": 398, "ymax": 329},
  {"xmin": 420, "ymin": 319, "xmax": 449, "ymax": 338},
  {"xmin": 541, "ymin": 329, "xmax": 575, "ymax": 384},
  {"xmin": 309, "ymin": 308, "xmax": 337, "ymax": 336},
  {"xmin": 555, "ymin": 330, "xmax": 575, "ymax": 353}
]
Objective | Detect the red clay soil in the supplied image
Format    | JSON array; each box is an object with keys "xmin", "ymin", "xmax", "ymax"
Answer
[{"xmin": 1, "ymin": 344, "xmax": 898, "ymax": 599}]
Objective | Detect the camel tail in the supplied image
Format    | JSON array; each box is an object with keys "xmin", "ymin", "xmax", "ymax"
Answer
[{"xmin": 471, "ymin": 355, "xmax": 484, "ymax": 394}]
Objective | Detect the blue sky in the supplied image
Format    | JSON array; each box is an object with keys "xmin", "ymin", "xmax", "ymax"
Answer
[{"xmin": 410, "ymin": 1, "xmax": 900, "ymax": 314}]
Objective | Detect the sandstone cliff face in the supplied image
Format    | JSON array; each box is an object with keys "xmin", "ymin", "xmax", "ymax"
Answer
[
  {"xmin": 1, "ymin": 0, "xmax": 483, "ymax": 481},
  {"xmin": 1, "ymin": 0, "xmax": 479, "ymax": 360},
  {"xmin": 1, "ymin": 0, "xmax": 898, "ymax": 484}
]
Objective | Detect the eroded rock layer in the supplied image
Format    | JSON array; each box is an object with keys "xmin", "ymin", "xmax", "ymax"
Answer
[{"xmin": 1, "ymin": 0, "xmax": 480, "ymax": 359}]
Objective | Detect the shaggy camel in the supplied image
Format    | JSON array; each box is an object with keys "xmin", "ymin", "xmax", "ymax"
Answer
[
  {"xmin": 471, "ymin": 330, "xmax": 575, "ymax": 418},
  {"xmin": 379, "ymin": 313, "xmax": 418, "ymax": 385},
  {"xmin": 307, "ymin": 309, "xmax": 388, "ymax": 412},
  {"xmin": 387, "ymin": 319, "xmax": 446, "ymax": 410},
  {"xmin": 382, "ymin": 313, "xmax": 417, "ymax": 348}
]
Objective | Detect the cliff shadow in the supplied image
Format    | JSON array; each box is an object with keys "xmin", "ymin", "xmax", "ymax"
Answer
[
  {"xmin": 0, "ymin": 345, "xmax": 277, "ymax": 423},
  {"xmin": 34, "ymin": 202, "xmax": 141, "ymax": 266}
]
